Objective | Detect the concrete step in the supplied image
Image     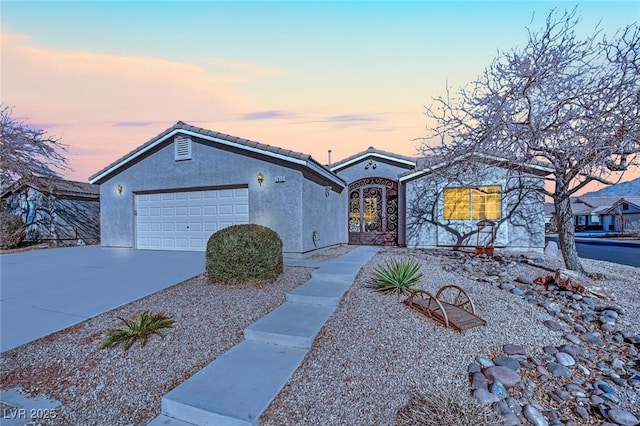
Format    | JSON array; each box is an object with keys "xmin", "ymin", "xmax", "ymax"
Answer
[
  {"xmin": 243, "ymin": 302, "xmax": 335, "ymax": 348},
  {"xmin": 147, "ymin": 414, "xmax": 197, "ymax": 425},
  {"xmin": 311, "ymin": 246, "xmax": 379, "ymax": 282},
  {"xmin": 162, "ymin": 340, "xmax": 307, "ymax": 426},
  {"xmin": 286, "ymin": 278, "xmax": 351, "ymax": 307},
  {"xmin": 311, "ymin": 260, "xmax": 367, "ymax": 282}
]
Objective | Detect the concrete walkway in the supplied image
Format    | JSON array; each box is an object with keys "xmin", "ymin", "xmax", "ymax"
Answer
[
  {"xmin": 0, "ymin": 246, "xmax": 204, "ymax": 353},
  {"xmin": 148, "ymin": 246, "xmax": 380, "ymax": 426}
]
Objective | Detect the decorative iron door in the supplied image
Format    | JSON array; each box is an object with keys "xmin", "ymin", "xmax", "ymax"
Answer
[{"xmin": 348, "ymin": 178, "xmax": 398, "ymax": 245}]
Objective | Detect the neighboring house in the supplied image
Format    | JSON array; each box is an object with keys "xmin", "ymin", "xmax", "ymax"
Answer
[
  {"xmin": 1, "ymin": 176, "xmax": 100, "ymax": 245},
  {"xmin": 570, "ymin": 196, "xmax": 620, "ymax": 230},
  {"xmin": 566, "ymin": 196, "xmax": 640, "ymax": 232},
  {"xmin": 89, "ymin": 122, "xmax": 550, "ymax": 256},
  {"xmin": 601, "ymin": 197, "xmax": 640, "ymax": 232}
]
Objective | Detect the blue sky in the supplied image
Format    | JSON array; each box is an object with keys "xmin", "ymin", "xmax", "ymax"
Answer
[{"xmin": 2, "ymin": 1, "xmax": 638, "ymax": 185}]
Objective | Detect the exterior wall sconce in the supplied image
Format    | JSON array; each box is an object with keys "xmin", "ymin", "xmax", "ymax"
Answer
[
  {"xmin": 325, "ymin": 186, "xmax": 331, "ymax": 197},
  {"xmin": 257, "ymin": 173, "xmax": 264, "ymax": 186},
  {"xmin": 116, "ymin": 184, "xmax": 123, "ymax": 195}
]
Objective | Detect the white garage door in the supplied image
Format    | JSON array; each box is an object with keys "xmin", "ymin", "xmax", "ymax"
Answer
[{"xmin": 135, "ymin": 188, "xmax": 249, "ymax": 251}]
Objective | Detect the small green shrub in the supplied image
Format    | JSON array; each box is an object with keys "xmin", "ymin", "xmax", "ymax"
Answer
[
  {"xmin": 0, "ymin": 212, "xmax": 25, "ymax": 250},
  {"xmin": 397, "ymin": 390, "xmax": 503, "ymax": 426},
  {"xmin": 100, "ymin": 310, "xmax": 175, "ymax": 351},
  {"xmin": 371, "ymin": 258, "xmax": 422, "ymax": 296},
  {"xmin": 206, "ymin": 224, "xmax": 283, "ymax": 285}
]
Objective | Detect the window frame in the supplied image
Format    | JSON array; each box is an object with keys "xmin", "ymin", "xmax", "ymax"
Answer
[{"xmin": 443, "ymin": 185, "xmax": 502, "ymax": 221}]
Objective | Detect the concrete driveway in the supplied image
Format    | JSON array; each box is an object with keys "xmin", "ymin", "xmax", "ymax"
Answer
[{"xmin": 0, "ymin": 246, "xmax": 204, "ymax": 353}]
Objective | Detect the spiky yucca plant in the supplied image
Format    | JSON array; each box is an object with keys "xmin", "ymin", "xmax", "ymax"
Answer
[
  {"xmin": 372, "ymin": 258, "xmax": 423, "ymax": 296},
  {"xmin": 101, "ymin": 310, "xmax": 175, "ymax": 351}
]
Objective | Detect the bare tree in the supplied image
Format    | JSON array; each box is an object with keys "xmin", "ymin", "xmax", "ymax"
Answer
[
  {"xmin": 421, "ymin": 8, "xmax": 640, "ymax": 273},
  {"xmin": 0, "ymin": 104, "xmax": 70, "ymax": 189}
]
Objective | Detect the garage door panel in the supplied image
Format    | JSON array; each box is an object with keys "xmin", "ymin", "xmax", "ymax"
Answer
[
  {"xmin": 235, "ymin": 204, "xmax": 249, "ymax": 215},
  {"xmin": 136, "ymin": 188, "xmax": 249, "ymax": 251}
]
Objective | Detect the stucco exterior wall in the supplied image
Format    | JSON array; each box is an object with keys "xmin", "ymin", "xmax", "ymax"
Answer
[
  {"xmin": 405, "ymin": 165, "xmax": 545, "ymax": 252},
  {"xmin": 300, "ymin": 178, "xmax": 347, "ymax": 254},
  {"xmin": 99, "ymin": 137, "xmax": 317, "ymax": 255},
  {"xmin": 334, "ymin": 158, "xmax": 410, "ymax": 183}
]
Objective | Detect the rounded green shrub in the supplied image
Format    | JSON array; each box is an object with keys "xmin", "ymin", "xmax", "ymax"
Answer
[
  {"xmin": 0, "ymin": 212, "xmax": 25, "ymax": 250},
  {"xmin": 206, "ymin": 224, "xmax": 283, "ymax": 285}
]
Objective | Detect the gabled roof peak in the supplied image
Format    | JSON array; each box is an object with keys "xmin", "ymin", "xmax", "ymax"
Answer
[
  {"xmin": 89, "ymin": 122, "xmax": 344, "ymax": 188},
  {"xmin": 330, "ymin": 147, "xmax": 417, "ymax": 171}
]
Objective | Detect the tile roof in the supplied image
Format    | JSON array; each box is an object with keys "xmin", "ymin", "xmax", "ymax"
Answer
[
  {"xmin": 89, "ymin": 121, "xmax": 343, "ymax": 186},
  {"xmin": 574, "ymin": 196, "xmax": 621, "ymax": 208},
  {"xmin": 399, "ymin": 152, "xmax": 553, "ymax": 182}
]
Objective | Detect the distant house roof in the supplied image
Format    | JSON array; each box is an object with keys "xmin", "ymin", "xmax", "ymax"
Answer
[
  {"xmin": 329, "ymin": 146, "xmax": 417, "ymax": 172},
  {"xmin": 573, "ymin": 196, "xmax": 621, "ymax": 208},
  {"xmin": 602, "ymin": 197, "xmax": 640, "ymax": 214},
  {"xmin": 1, "ymin": 176, "xmax": 99, "ymax": 200},
  {"xmin": 89, "ymin": 121, "xmax": 345, "ymax": 187},
  {"xmin": 398, "ymin": 152, "xmax": 553, "ymax": 183},
  {"xmin": 570, "ymin": 196, "xmax": 640, "ymax": 216}
]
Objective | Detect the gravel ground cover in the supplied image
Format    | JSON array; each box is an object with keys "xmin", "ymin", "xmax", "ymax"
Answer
[
  {"xmin": 0, "ymin": 267, "xmax": 314, "ymax": 425},
  {"xmin": 261, "ymin": 247, "xmax": 640, "ymax": 426},
  {"xmin": 2, "ymin": 244, "xmax": 638, "ymax": 426}
]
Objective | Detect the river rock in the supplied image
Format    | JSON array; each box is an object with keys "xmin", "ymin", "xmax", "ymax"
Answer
[
  {"xmin": 476, "ymin": 356, "xmax": 494, "ymax": 368},
  {"xmin": 493, "ymin": 356, "xmax": 521, "ymax": 371},
  {"xmin": 547, "ymin": 362, "xmax": 571, "ymax": 377},
  {"xmin": 523, "ymin": 404, "xmax": 549, "ymax": 426},
  {"xmin": 491, "ymin": 380, "xmax": 507, "ymax": 400},
  {"xmin": 607, "ymin": 408, "xmax": 639, "ymax": 426},
  {"xmin": 555, "ymin": 352, "xmax": 576, "ymax": 367},
  {"xmin": 471, "ymin": 372, "xmax": 488, "ymax": 390},
  {"xmin": 544, "ymin": 320, "xmax": 565, "ymax": 332},
  {"xmin": 483, "ymin": 366, "xmax": 522, "ymax": 387},
  {"xmin": 503, "ymin": 344, "xmax": 526, "ymax": 355},
  {"xmin": 473, "ymin": 388, "xmax": 499, "ymax": 405},
  {"xmin": 582, "ymin": 332, "xmax": 605, "ymax": 346}
]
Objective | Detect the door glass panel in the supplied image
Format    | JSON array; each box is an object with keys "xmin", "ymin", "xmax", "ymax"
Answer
[
  {"xmin": 362, "ymin": 187, "xmax": 382, "ymax": 232},
  {"xmin": 349, "ymin": 190, "xmax": 361, "ymax": 232}
]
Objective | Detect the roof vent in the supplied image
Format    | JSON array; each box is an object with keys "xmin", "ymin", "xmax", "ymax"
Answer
[{"xmin": 175, "ymin": 135, "xmax": 192, "ymax": 161}]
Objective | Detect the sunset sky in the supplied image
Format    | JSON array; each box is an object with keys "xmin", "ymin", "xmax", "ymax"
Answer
[{"xmin": 2, "ymin": 1, "xmax": 639, "ymax": 190}]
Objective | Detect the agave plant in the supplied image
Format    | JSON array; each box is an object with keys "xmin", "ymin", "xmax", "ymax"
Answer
[
  {"xmin": 372, "ymin": 258, "xmax": 423, "ymax": 296},
  {"xmin": 101, "ymin": 310, "xmax": 175, "ymax": 351}
]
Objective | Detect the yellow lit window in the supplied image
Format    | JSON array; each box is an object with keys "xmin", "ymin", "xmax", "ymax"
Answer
[
  {"xmin": 472, "ymin": 186, "xmax": 501, "ymax": 220},
  {"xmin": 444, "ymin": 188, "xmax": 470, "ymax": 220},
  {"xmin": 364, "ymin": 197, "xmax": 377, "ymax": 224},
  {"xmin": 444, "ymin": 186, "xmax": 501, "ymax": 220}
]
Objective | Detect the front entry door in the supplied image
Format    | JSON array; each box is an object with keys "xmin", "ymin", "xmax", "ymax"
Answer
[{"xmin": 348, "ymin": 178, "xmax": 398, "ymax": 245}]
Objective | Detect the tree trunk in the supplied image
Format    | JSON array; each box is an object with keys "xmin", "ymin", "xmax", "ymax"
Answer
[{"xmin": 554, "ymin": 196, "xmax": 585, "ymax": 273}]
